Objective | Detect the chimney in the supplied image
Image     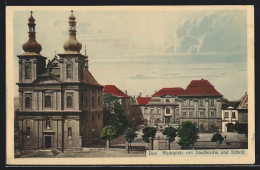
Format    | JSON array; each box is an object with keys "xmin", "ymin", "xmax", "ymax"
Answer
[
  {"xmin": 125, "ymin": 90, "xmax": 127, "ymax": 95},
  {"xmin": 139, "ymin": 92, "xmax": 142, "ymax": 97}
]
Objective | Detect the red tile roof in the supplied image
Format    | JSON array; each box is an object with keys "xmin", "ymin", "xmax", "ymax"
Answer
[
  {"xmin": 152, "ymin": 87, "xmax": 186, "ymax": 96},
  {"xmin": 185, "ymin": 79, "xmax": 222, "ymax": 96},
  {"xmin": 152, "ymin": 79, "xmax": 222, "ymax": 97},
  {"xmin": 136, "ymin": 97, "xmax": 151, "ymax": 105},
  {"xmin": 103, "ymin": 85, "xmax": 130, "ymax": 98}
]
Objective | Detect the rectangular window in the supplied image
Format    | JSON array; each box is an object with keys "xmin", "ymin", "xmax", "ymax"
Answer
[
  {"xmin": 232, "ymin": 112, "xmax": 236, "ymax": 118},
  {"xmin": 189, "ymin": 100, "xmax": 193, "ymax": 106},
  {"xmin": 183, "ymin": 99, "xmax": 187, "ymax": 106},
  {"xmin": 200, "ymin": 111, "xmax": 205, "ymax": 118},
  {"xmin": 92, "ymin": 115, "xmax": 94, "ymax": 121},
  {"xmin": 211, "ymin": 111, "xmax": 215, "ymax": 117},
  {"xmin": 183, "ymin": 112, "xmax": 187, "ymax": 118},
  {"xmin": 85, "ymin": 97, "xmax": 88, "ymax": 108},
  {"xmin": 98, "ymin": 114, "xmax": 100, "ymax": 120},
  {"xmin": 92, "ymin": 96, "xmax": 95, "ymax": 107},
  {"xmin": 151, "ymin": 109, "xmax": 154, "ymax": 114},
  {"xmin": 25, "ymin": 63, "xmax": 32, "ymax": 79},
  {"xmin": 189, "ymin": 111, "xmax": 193, "ymax": 117},
  {"xmin": 45, "ymin": 96, "xmax": 52, "ymax": 108},
  {"xmin": 157, "ymin": 109, "xmax": 160, "ymax": 114},
  {"xmin": 225, "ymin": 112, "xmax": 229, "ymax": 118},
  {"xmin": 210, "ymin": 99, "xmax": 215, "ymax": 106},
  {"xmin": 144, "ymin": 108, "xmax": 148, "ymax": 114},
  {"xmin": 98, "ymin": 97, "xmax": 101, "ymax": 106},
  {"xmin": 200, "ymin": 99, "xmax": 204, "ymax": 107}
]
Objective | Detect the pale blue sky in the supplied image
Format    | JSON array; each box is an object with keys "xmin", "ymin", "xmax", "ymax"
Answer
[{"xmin": 13, "ymin": 8, "xmax": 248, "ymax": 100}]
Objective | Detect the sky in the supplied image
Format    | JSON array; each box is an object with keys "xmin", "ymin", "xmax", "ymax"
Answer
[{"xmin": 13, "ymin": 8, "xmax": 248, "ymax": 101}]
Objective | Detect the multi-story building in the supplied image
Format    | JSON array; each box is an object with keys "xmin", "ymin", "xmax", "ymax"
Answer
[
  {"xmin": 15, "ymin": 11, "xmax": 103, "ymax": 151},
  {"xmin": 237, "ymin": 92, "xmax": 248, "ymax": 123},
  {"xmin": 137, "ymin": 79, "xmax": 223, "ymax": 132},
  {"xmin": 221, "ymin": 106, "xmax": 238, "ymax": 132}
]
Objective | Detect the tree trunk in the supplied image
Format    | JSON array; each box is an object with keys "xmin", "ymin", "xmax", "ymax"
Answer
[
  {"xmin": 106, "ymin": 139, "xmax": 110, "ymax": 150},
  {"xmin": 151, "ymin": 140, "xmax": 154, "ymax": 150},
  {"xmin": 130, "ymin": 142, "xmax": 132, "ymax": 151},
  {"xmin": 217, "ymin": 142, "xmax": 220, "ymax": 149},
  {"xmin": 168, "ymin": 141, "xmax": 171, "ymax": 150}
]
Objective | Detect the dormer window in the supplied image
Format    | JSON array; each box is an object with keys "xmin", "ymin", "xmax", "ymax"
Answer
[{"xmin": 66, "ymin": 63, "xmax": 73, "ymax": 78}]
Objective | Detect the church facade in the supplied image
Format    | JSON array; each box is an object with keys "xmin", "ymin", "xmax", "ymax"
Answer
[
  {"xmin": 137, "ymin": 79, "xmax": 223, "ymax": 132},
  {"xmin": 16, "ymin": 11, "xmax": 103, "ymax": 151}
]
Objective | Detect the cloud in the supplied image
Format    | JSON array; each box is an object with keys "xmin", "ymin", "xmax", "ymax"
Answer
[{"xmin": 166, "ymin": 11, "xmax": 247, "ymax": 54}]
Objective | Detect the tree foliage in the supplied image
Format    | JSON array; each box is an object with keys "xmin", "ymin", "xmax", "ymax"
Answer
[
  {"xmin": 221, "ymin": 97, "xmax": 240, "ymax": 109},
  {"xmin": 106, "ymin": 102, "xmax": 129, "ymax": 134},
  {"xmin": 162, "ymin": 126, "xmax": 177, "ymax": 143},
  {"xmin": 235, "ymin": 122, "xmax": 248, "ymax": 135},
  {"xmin": 177, "ymin": 121, "xmax": 199, "ymax": 149},
  {"xmin": 142, "ymin": 126, "xmax": 156, "ymax": 143},
  {"xmin": 103, "ymin": 94, "xmax": 119, "ymax": 112},
  {"xmin": 100, "ymin": 126, "xmax": 117, "ymax": 140},
  {"xmin": 124, "ymin": 127, "xmax": 137, "ymax": 144},
  {"xmin": 211, "ymin": 133, "xmax": 224, "ymax": 144}
]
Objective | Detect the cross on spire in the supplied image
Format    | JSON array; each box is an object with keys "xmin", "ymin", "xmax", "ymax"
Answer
[
  {"xmin": 30, "ymin": 11, "xmax": 33, "ymax": 16},
  {"xmin": 85, "ymin": 45, "xmax": 86, "ymax": 55}
]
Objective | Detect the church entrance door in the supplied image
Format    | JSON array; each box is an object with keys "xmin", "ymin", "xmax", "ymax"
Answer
[{"xmin": 45, "ymin": 136, "xmax": 52, "ymax": 149}]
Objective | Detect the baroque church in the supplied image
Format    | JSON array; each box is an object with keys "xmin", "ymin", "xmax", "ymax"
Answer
[{"xmin": 16, "ymin": 11, "xmax": 104, "ymax": 151}]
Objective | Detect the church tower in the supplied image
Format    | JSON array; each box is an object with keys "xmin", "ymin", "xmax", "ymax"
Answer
[
  {"xmin": 58, "ymin": 10, "xmax": 85, "ymax": 82},
  {"xmin": 17, "ymin": 11, "xmax": 47, "ymax": 83}
]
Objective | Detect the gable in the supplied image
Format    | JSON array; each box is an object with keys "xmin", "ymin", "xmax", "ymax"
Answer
[{"xmin": 33, "ymin": 76, "xmax": 61, "ymax": 84}]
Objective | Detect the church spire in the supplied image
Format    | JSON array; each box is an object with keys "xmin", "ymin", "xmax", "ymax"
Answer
[
  {"xmin": 22, "ymin": 11, "xmax": 42, "ymax": 54},
  {"xmin": 63, "ymin": 10, "xmax": 82, "ymax": 53}
]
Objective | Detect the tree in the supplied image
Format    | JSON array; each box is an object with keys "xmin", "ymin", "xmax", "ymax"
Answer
[
  {"xmin": 106, "ymin": 102, "xmax": 129, "ymax": 134},
  {"xmin": 211, "ymin": 133, "xmax": 224, "ymax": 149},
  {"xmin": 124, "ymin": 127, "xmax": 137, "ymax": 152},
  {"xmin": 235, "ymin": 122, "xmax": 248, "ymax": 136},
  {"xmin": 100, "ymin": 126, "xmax": 117, "ymax": 149},
  {"xmin": 142, "ymin": 126, "xmax": 157, "ymax": 150},
  {"xmin": 162, "ymin": 126, "xmax": 177, "ymax": 150},
  {"xmin": 177, "ymin": 121, "xmax": 199, "ymax": 149},
  {"xmin": 103, "ymin": 94, "xmax": 119, "ymax": 113}
]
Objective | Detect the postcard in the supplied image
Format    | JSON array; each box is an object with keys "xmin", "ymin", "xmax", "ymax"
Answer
[{"xmin": 6, "ymin": 5, "xmax": 255, "ymax": 165}]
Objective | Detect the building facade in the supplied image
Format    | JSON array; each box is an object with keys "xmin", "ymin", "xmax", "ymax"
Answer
[
  {"xmin": 221, "ymin": 106, "xmax": 238, "ymax": 132},
  {"xmin": 15, "ymin": 11, "xmax": 103, "ymax": 151},
  {"xmin": 137, "ymin": 79, "xmax": 222, "ymax": 132}
]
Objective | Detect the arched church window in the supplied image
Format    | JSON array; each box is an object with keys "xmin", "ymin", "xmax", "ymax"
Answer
[
  {"xmin": 25, "ymin": 63, "xmax": 32, "ymax": 79},
  {"xmin": 66, "ymin": 63, "xmax": 73, "ymax": 78},
  {"xmin": 45, "ymin": 96, "xmax": 51, "ymax": 108},
  {"xmin": 67, "ymin": 96, "xmax": 73, "ymax": 108},
  {"xmin": 68, "ymin": 127, "xmax": 72, "ymax": 138},
  {"xmin": 25, "ymin": 97, "xmax": 31, "ymax": 108},
  {"xmin": 166, "ymin": 107, "xmax": 170, "ymax": 114}
]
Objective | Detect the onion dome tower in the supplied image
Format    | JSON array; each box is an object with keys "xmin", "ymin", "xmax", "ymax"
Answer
[
  {"xmin": 63, "ymin": 10, "xmax": 82, "ymax": 53},
  {"xmin": 22, "ymin": 11, "xmax": 42, "ymax": 54},
  {"xmin": 17, "ymin": 11, "xmax": 47, "ymax": 83}
]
